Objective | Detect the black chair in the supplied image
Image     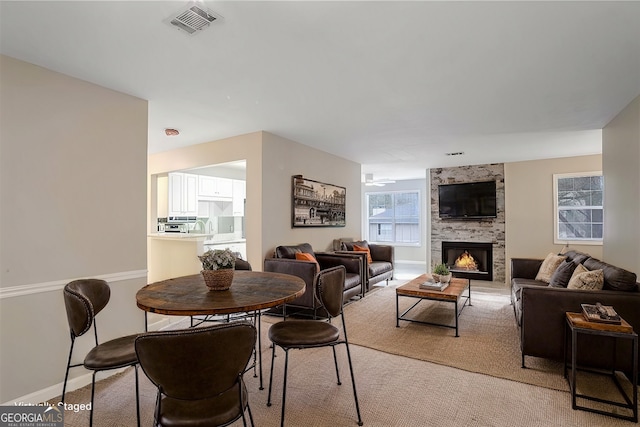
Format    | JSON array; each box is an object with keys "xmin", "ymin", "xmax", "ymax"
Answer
[
  {"xmin": 62, "ymin": 279, "xmax": 140, "ymax": 427},
  {"xmin": 267, "ymin": 265, "xmax": 363, "ymax": 426},
  {"xmin": 135, "ymin": 322, "xmax": 257, "ymax": 427}
]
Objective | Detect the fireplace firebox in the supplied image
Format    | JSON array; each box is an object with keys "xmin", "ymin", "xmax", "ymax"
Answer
[{"xmin": 441, "ymin": 241, "xmax": 493, "ymax": 281}]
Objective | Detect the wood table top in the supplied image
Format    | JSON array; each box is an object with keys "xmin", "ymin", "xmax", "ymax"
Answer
[
  {"xmin": 396, "ymin": 274, "xmax": 469, "ymax": 302},
  {"xmin": 136, "ymin": 270, "xmax": 306, "ymax": 316},
  {"xmin": 566, "ymin": 312, "xmax": 635, "ymax": 335}
]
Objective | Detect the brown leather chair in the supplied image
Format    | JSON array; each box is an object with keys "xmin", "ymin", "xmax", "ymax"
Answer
[
  {"xmin": 62, "ymin": 279, "xmax": 140, "ymax": 427},
  {"xmin": 267, "ymin": 266, "xmax": 363, "ymax": 426},
  {"xmin": 135, "ymin": 322, "xmax": 257, "ymax": 427},
  {"xmin": 264, "ymin": 243, "xmax": 363, "ymax": 316},
  {"xmin": 337, "ymin": 239, "xmax": 394, "ymax": 292}
]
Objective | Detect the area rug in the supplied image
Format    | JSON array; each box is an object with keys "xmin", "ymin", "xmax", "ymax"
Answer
[{"xmin": 342, "ymin": 281, "xmax": 570, "ymax": 391}]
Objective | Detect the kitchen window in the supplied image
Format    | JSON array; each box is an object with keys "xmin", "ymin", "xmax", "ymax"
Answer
[
  {"xmin": 553, "ymin": 171, "xmax": 603, "ymax": 245},
  {"xmin": 365, "ymin": 191, "xmax": 420, "ymax": 245}
]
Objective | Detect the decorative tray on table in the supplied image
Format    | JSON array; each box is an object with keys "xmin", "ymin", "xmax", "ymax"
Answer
[{"xmin": 581, "ymin": 303, "xmax": 622, "ymax": 325}]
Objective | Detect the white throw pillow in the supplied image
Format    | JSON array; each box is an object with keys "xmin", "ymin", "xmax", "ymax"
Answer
[
  {"xmin": 567, "ymin": 267, "xmax": 604, "ymax": 290},
  {"xmin": 535, "ymin": 253, "xmax": 567, "ymax": 283}
]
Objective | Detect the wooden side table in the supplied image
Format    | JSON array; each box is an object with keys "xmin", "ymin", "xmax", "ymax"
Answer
[{"xmin": 564, "ymin": 312, "xmax": 638, "ymax": 422}]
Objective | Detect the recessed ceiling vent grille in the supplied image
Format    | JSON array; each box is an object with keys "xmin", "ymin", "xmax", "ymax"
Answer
[{"xmin": 165, "ymin": 2, "xmax": 222, "ymax": 36}]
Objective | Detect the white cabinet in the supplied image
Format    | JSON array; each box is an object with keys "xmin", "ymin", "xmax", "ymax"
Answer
[
  {"xmin": 168, "ymin": 173, "xmax": 198, "ymax": 216},
  {"xmin": 198, "ymin": 176, "xmax": 232, "ymax": 200},
  {"xmin": 232, "ymin": 180, "xmax": 246, "ymax": 216}
]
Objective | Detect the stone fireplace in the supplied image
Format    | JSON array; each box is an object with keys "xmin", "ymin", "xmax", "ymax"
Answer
[
  {"xmin": 430, "ymin": 163, "xmax": 506, "ymax": 282},
  {"xmin": 442, "ymin": 241, "xmax": 493, "ymax": 281}
]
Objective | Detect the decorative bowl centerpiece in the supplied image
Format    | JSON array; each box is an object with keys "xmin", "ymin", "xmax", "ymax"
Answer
[
  {"xmin": 432, "ymin": 263, "xmax": 452, "ymax": 284},
  {"xmin": 198, "ymin": 248, "xmax": 236, "ymax": 291}
]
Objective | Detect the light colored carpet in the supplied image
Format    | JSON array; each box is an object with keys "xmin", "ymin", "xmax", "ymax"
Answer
[
  {"xmin": 60, "ymin": 345, "xmax": 635, "ymax": 426},
  {"xmin": 343, "ymin": 281, "xmax": 570, "ymax": 391},
  {"xmin": 58, "ymin": 280, "xmax": 638, "ymax": 426}
]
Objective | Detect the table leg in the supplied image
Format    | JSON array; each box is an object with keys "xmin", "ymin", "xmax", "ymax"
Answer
[
  {"xmin": 258, "ymin": 311, "xmax": 264, "ymax": 390},
  {"xmin": 571, "ymin": 328, "xmax": 577, "ymax": 409},
  {"xmin": 633, "ymin": 335, "xmax": 638, "ymax": 422},
  {"xmin": 395, "ymin": 293, "xmax": 399, "ymax": 327},
  {"xmin": 454, "ymin": 300, "xmax": 459, "ymax": 337}
]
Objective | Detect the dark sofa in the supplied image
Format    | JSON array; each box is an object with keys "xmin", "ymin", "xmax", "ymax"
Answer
[{"xmin": 511, "ymin": 250, "xmax": 640, "ymax": 377}]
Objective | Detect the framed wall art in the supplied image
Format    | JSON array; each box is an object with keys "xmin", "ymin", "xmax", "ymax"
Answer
[{"xmin": 292, "ymin": 175, "xmax": 346, "ymax": 227}]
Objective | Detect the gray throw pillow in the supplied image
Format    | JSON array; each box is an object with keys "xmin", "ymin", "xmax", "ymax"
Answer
[{"xmin": 548, "ymin": 260, "xmax": 578, "ymax": 288}]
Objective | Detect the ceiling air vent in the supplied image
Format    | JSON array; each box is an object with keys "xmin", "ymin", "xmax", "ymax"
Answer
[{"xmin": 165, "ymin": 2, "xmax": 222, "ymax": 36}]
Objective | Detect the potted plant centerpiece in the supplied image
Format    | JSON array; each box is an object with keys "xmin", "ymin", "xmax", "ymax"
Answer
[
  {"xmin": 198, "ymin": 248, "xmax": 236, "ymax": 291},
  {"xmin": 432, "ymin": 263, "xmax": 452, "ymax": 284}
]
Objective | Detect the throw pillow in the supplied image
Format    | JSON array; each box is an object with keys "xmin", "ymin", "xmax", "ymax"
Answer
[
  {"xmin": 535, "ymin": 253, "xmax": 567, "ymax": 283},
  {"xmin": 548, "ymin": 260, "xmax": 578, "ymax": 288},
  {"xmin": 353, "ymin": 244, "xmax": 373, "ymax": 264},
  {"xmin": 295, "ymin": 252, "xmax": 320, "ymax": 273},
  {"xmin": 567, "ymin": 268, "xmax": 605, "ymax": 290}
]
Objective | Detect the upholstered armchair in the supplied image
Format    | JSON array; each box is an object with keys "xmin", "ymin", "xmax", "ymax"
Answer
[
  {"xmin": 263, "ymin": 243, "xmax": 363, "ymax": 315},
  {"xmin": 335, "ymin": 239, "xmax": 394, "ymax": 292}
]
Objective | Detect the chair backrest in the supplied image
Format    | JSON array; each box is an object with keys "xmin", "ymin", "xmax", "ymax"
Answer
[
  {"xmin": 316, "ymin": 266, "xmax": 346, "ymax": 318},
  {"xmin": 234, "ymin": 258, "xmax": 252, "ymax": 271},
  {"xmin": 135, "ymin": 322, "xmax": 256, "ymax": 401},
  {"xmin": 63, "ymin": 279, "xmax": 111, "ymax": 337},
  {"xmin": 274, "ymin": 243, "xmax": 315, "ymax": 259}
]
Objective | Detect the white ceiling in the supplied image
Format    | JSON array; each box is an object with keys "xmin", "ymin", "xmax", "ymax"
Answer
[{"xmin": 2, "ymin": 1, "xmax": 639, "ymax": 181}]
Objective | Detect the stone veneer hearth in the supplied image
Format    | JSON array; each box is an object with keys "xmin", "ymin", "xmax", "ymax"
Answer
[{"xmin": 430, "ymin": 163, "xmax": 506, "ymax": 283}]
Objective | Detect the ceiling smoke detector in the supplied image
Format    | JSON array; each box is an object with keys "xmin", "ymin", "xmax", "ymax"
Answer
[
  {"xmin": 165, "ymin": 2, "xmax": 222, "ymax": 36},
  {"xmin": 445, "ymin": 152, "xmax": 465, "ymax": 156}
]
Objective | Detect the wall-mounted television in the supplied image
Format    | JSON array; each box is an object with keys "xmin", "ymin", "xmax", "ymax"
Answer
[{"xmin": 438, "ymin": 180, "xmax": 497, "ymax": 219}]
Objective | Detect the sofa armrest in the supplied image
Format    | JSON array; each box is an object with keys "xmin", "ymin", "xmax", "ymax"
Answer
[
  {"xmin": 369, "ymin": 244, "xmax": 394, "ymax": 264},
  {"xmin": 511, "ymin": 258, "xmax": 543, "ymax": 280},
  {"xmin": 521, "ymin": 285, "xmax": 640, "ymax": 362}
]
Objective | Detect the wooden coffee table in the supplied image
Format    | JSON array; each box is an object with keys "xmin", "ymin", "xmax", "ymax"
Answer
[{"xmin": 396, "ymin": 274, "xmax": 471, "ymax": 337}]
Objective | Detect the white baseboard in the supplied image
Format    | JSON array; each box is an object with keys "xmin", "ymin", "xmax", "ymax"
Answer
[{"xmin": 2, "ymin": 368, "xmax": 127, "ymax": 406}]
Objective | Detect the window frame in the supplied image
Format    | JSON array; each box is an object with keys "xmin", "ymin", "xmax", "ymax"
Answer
[
  {"xmin": 364, "ymin": 190, "xmax": 422, "ymax": 247},
  {"xmin": 553, "ymin": 171, "xmax": 603, "ymax": 246}
]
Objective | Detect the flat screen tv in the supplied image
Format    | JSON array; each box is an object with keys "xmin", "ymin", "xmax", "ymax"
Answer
[{"xmin": 438, "ymin": 180, "xmax": 497, "ymax": 219}]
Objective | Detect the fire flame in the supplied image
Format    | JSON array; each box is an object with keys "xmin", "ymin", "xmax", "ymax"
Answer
[{"xmin": 455, "ymin": 250, "xmax": 478, "ymax": 271}]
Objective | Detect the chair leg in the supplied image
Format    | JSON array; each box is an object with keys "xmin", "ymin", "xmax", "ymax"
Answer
[
  {"xmin": 344, "ymin": 342, "xmax": 363, "ymax": 426},
  {"xmin": 62, "ymin": 337, "xmax": 75, "ymax": 404},
  {"xmin": 332, "ymin": 346, "xmax": 342, "ymax": 385},
  {"xmin": 267, "ymin": 344, "xmax": 277, "ymax": 406},
  {"xmin": 89, "ymin": 371, "xmax": 97, "ymax": 427},
  {"xmin": 246, "ymin": 401, "xmax": 255, "ymax": 427},
  {"xmin": 280, "ymin": 349, "xmax": 290, "ymax": 427},
  {"xmin": 134, "ymin": 365, "xmax": 140, "ymax": 427}
]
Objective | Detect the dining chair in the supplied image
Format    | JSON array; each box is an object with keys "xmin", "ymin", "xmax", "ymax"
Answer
[
  {"xmin": 62, "ymin": 279, "xmax": 140, "ymax": 427},
  {"xmin": 135, "ymin": 322, "xmax": 257, "ymax": 427},
  {"xmin": 267, "ymin": 265, "xmax": 363, "ymax": 426}
]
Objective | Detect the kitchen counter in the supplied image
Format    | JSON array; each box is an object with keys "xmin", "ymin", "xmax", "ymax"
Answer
[
  {"xmin": 148, "ymin": 233, "xmax": 212, "ymax": 240},
  {"xmin": 204, "ymin": 238, "xmax": 246, "ymax": 245}
]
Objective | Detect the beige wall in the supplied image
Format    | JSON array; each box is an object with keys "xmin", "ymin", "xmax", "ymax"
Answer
[
  {"xmin": 148, "ymin": 131, "xmax": 362, "ymax": 269},
  {"xmin": 603, "ymin": 95, "xmax": 640, "ymax": 272},
  {"xmin": 0, "ymin": 55, "xmax": 148, "ymax": 403},
  {"xmin": 504, "ymin": 154, "xmax": 603, "ymax": 284}
]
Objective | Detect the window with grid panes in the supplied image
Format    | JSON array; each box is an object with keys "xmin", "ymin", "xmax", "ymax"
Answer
[
  {"xmin": 553, "ymin": 172, "xmax": 603, "ymax": 245},
  {"xmin": 366, "ymin": 191, "xmax": 420, "ymax": 245}
]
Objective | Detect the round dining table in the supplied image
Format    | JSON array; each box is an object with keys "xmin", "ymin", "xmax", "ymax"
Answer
[{"xmin": 136, "ymin": 270, "xmax": 306, "ymax": 389}]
